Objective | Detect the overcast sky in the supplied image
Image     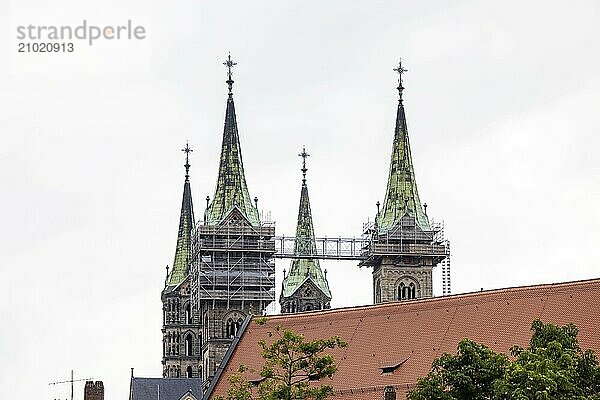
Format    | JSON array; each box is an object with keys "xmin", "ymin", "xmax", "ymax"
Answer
[{"xmin": 1, "ymin": 1, "xmax": 600, "ymax": 399}]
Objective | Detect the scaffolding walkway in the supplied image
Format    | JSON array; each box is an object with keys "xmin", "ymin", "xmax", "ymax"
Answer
[
  {"xmin": 274, "ymin": 236, "xmax": 368, "ymax": 260},
  {"xmin": 273, "ymin": 235, "xmax": 449, "ymax": 261}
]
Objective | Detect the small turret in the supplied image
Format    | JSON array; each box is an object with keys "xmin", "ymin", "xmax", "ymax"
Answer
[{"xmin": 280, "ymin": 147, "xmax": 331, "ymax": 313}]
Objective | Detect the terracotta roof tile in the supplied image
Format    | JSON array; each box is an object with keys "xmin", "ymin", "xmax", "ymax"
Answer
[{"xmin": 209, "ymin": 278, "xmax": 600, "ymax": 400}]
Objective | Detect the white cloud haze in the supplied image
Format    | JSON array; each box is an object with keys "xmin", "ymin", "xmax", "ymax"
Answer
[{"xmin": 1, "ymin": 1, "xmax": 599, "ymax": 399}]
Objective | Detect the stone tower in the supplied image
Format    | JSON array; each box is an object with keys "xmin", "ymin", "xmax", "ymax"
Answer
[
  {"xmin": 191, "ymin": 55, "xmax": 276, "ymax": 386},
  {"xmin": 361, "ymin": 60, "xmax": 447, "ymax": 303},
  {"xmin": 280, "ymin": 147, "xmax": 331, "ymax": 313},
  {"xmin": 161, "ymin": 144, "xmax": 202, "ymax": 378}
]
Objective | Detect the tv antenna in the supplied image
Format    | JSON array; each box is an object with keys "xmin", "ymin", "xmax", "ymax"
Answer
[{"xmin": 49, "ymin": 370, "xmax": 94, "ymax": 400}]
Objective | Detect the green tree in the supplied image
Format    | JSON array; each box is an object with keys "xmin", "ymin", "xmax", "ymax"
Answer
[
  {"xmin": 408, "ymin": 320, "xmax": 600, "ymax": 400},
  {"xmin": 408, "ymin": 339, "xmax": 508, "ymax": 400},
  {"xmin": 216, "ymin": 320, "xmax": 348, "ymax": 400},
  {"xmin": 494, "ymin": 320, "xmax": 600, "ymax": 400}
]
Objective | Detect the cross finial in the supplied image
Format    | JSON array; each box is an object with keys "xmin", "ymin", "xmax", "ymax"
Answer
[
  {"xmin": 223, "ymin": 52, "xmax": 237, "ymax": 96},
  {"xmin": 298, "ymin": 146, "xmax": 310, "ymax": 184},
  {"xmin": 182, "ymin": 142, "xmax": 193, "ymax": 179},
  {"xmin": 393, "ymin": 58, "xmax": 408, "ymax": 101}
]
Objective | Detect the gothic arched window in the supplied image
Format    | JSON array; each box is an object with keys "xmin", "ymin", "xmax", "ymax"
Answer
[
  {"xmin": 408, "ymin": 282, "xmax": 416, "ymax": 300},
  {"xmin": 226, "ymin": 318, "xmax": 234, "ymax": 337},
  {"xmin": 304, "ymin": 304, "xmax": 312, "ymax": 311},
  {"xmin": 234, "ymin": 318, "xmax": 243, "ymax": 336},
  {"xmin": 399, "ymin": 282, "xmax": 407, "ymax": 300},
  {"xmin": 185, "ymin": 303, "xmax": 192, "ymax": 324},
  {"xmin": 186, "ymin": 366, "xmax": 193, "ymax": 378},
  {"xmin": 185, "ymin": 333, "xmax": 193, "ymax": 356}
]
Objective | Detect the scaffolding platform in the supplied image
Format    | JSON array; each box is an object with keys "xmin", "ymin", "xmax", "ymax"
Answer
[{"xmin": 190, "ymin": 219, "xmax": 276, "ymax": 310}]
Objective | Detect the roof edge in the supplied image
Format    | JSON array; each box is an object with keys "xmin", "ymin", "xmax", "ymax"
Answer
[
  {"xmin": 204, "ymin": 314, "xmax": 253, "ymax": 399},
  {"xmin": 267, "ymin": 277, "xmax": 600, "ymax": 321}
]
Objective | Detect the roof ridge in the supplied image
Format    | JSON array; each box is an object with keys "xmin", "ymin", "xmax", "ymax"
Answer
[
  {"xmin": 133, "ymin": 377, "xmax": 201, "ymax": 380},
  {"xmin": 267, "ymin": 277, "xmax": 600, "ymax": 320}
]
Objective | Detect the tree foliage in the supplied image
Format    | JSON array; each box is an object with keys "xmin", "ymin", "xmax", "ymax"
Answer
[
  {"xmin": 408, "ymin": 339, "xmax": 508, "ymax": 400},
  {"xmin": 215, "ymin": 322, "xmax": 348, "ymax": 400},
  {"xmin": 408, "ymin": 320, "xmax": 600, "ymax": 400}
]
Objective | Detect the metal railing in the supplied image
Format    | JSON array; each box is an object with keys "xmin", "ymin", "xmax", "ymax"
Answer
[
  {"xmin": 273, "ymin": 235, "xmax": 449, "ymax": 260},
  {"xmin": 274, "ymin": 236, "xmax": 369, "ymax": 260}
]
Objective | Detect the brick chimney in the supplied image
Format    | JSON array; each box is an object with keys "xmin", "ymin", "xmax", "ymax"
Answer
[
  {"xmin": 84, "ymin": 381, "xmax": 104, "ymax": 400},
  {"xmin": 383, "ymin": 385, "xmax": 396, "ymax": 400}
]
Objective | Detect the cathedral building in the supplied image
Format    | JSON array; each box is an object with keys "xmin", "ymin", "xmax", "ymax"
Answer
[
  {"xmin": 279, "ymin": 147, "xmax": 331, "ymax": 313},
  {"xmin": 160, "ymin": 55, "xmax": 449, "ymax": 389}
]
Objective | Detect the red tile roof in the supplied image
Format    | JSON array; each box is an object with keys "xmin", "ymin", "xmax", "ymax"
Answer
[{"xmin": 208, "ymin": 278, "xmax": 600, "ymax": 400}]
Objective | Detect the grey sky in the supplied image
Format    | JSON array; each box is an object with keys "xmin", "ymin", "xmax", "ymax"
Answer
[{"xmin": 1, "ymin": 1, "xmax": 599, "ymax": 399}]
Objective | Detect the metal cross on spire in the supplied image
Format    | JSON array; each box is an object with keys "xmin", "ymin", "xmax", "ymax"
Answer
[
  {"xmin": 393, "ymin": 58, "xmax": 408, "ymax": 101},
  {"xmin": 182, "ymin": 141, "xmax": 193, "ymax": 179},
  {"xmin": 223, "ymin": 52, "xmax": 237, "ymax": 95},
  {"xmin": 299, "ymin": 146, "xmax": 310, "ymax": 184}
]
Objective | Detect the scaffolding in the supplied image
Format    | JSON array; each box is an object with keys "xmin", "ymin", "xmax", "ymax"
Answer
[
  {"xmin": 441, "ymin": 241, "xmax": 451, "ymax": 295},
  {"xmin": 274, "ymin": 236, "xmax": 367, "ymax": 260},
  {"xmin": 273, "ymin": 234, "xmax": 448, "ymax": 261},
  {"xmin": 190, "ymin": 214, "xmax": 451, "ymax": 309},
  {"xmin": 359, "ymin": 215, "xmax": 449, "ymax": 268},
  {"xmin": 431, "ymin": 220, "xmax": 451, "ymax": 296},
  {"xmin": 190, "ymin": 218, "xmax": 276, "ymax": 312}
]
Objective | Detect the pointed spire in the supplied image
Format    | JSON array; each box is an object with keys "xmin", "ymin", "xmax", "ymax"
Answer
[
  {"xmin": 205, "ymin": 54, "xmax": 260, "ymax": 226},
  {"xmin": 293, "ymin": 147, "xmax": 315, "ymax": 255},
  {"xmin": 167, "ymin": 144, "xmax": 196, "ymax": 287},
  {"xmin": 376, "ymin": 59, "xmax": 430, "ymax": 232},
  {"xmin": 281, "ymin": 148, "xmax": 331, "ymax": 300}
]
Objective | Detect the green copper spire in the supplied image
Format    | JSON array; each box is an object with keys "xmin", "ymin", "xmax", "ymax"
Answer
[
  {"xmin": 376, "ymin": 59, "xmax": 430, "ymax": 233},
  {"xmin": 281, "ymin": 147, "xmax": 331, "ymax": 299},
  {"xmin": 167, "ymin": 143, "xmax": 196, "ymax": 287},
  {"xmin": 204, "ymin": 54, "xmax": 260, "ymax": 226}
]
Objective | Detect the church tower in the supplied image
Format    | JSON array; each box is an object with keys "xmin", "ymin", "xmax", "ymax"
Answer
[
  {"xmin": 361, "ymin": 60, "xmax": 447, "ymax": 303},
  {"xmin": 161, "ymin": 144, "xmax": 202, "ymax": 378},
  {"xmin": 280, "ymin": 147, "xmax": 331, "ymax": 313},
  {"xmin": 191, "ymin": 54, "xmax": 276, "ymax": 386}
]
